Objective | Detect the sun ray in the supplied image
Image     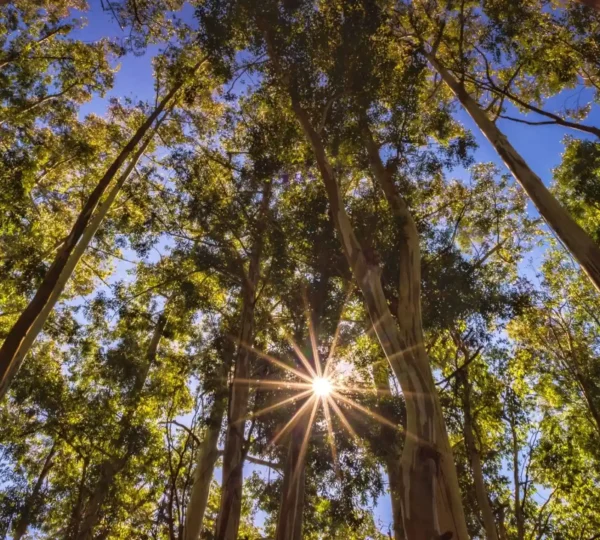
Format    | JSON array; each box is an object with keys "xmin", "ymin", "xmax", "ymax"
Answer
[
  {"xmin": 236, "ymin": 339, "xmax": 314, "ymax": 383},
  {"xmin": 322, "ymin": 397, "xmax": 340, "ymax": 477},
  {"xmin": 270, "ymin": 395, "xmax": 316, "ymax": 447},
  {"xmin": 239, "ymin": 389, "xmax": 315, "ymax": 425},
  {"xmin": 234, "ymin": 379, "xmax": 312, "ymax": 391},
  {"xmin": 331, "ymin": 391, "xmax": 399, "ymax": 430},
  {"xmin": 328, "ymin": 397, "xmax": 358, "ymax": 439},
  {"xmin": 304, "ymin": 295, "xmax": 322, "ymax": 378},
  {"xmin": 293, "ymin": 396, "xmax": 320, "ymax": 483},
  {"xmin": 285, "ymin": 334, "xmax": 318, "ymax": 379}
]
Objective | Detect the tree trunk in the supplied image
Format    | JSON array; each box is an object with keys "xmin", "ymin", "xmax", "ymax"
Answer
[
  {"xmin": 12, "ymin": 442, "xmax": 57, "ymax": 540},
  {"xmin": 214, "ymin": 183, "xmax": 271, "ymax": 540},
  {"xmin": 384, "ymin": 455, "xmax": 407, "ymax": 540},
  {"xmin": 510, "ymin": 418, "xmax": 525, "ymax": 540},
  {"xmin": 0, "ymin": 115, "xmax": 165, "ymax": 399},
  {"xmin": 274, "ymin": 412, "xmax": 309, "ymax": 540},
  {"xmin": 270, "ymin": 50, "xmax": 469, "ymax": 534},
  {"xmin": 426, "ymin": 52, "xmax": 600, "ymax": 294},
  {"xmin": 75, "ymin": 313, "xmax": 167, "ymax": 540},
  {"xmin": 458, "ymin": 370, "xmax": 499, "ymax": 540},
  {"xmin": 184, "ymin": 392, "xmax": 227, "ymax": 540},
  {"xmin": 360, "ymin": 122, "xmax": 468, "ymax": 538},
  {"xmin": 0, "ymin": 58, "xmax": 205, "ymax": 399},
  {"xmin": 372, "ymin": 360, "xmax": 405, "ymax": 540}
]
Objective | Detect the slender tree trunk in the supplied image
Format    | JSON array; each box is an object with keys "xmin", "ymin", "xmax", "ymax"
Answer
[
  {"xmin": 0, "ymin": 115, "xmax": 166, "ymax": 399},
  {"xmin": 214, "ymin": 184, "xmax": 271, "ymax": 540},
  {"xmin": 385, "ymin": 456, "xmax": 407, "ymax": 540},
  {"xmin": 510, "ymin": 418, "xmax": 525, "ymax": 540},
  {"xmin": 372, "ymin": 361, "xmax": 405, "ymax": 540},
  {"xmin": 274, "ymin": 412, "xmax": 309, "ymax": 540},
  {"xmin": 265, "ymin": 33, "xmax": 468, "ymax": 532},
  {"xmin": 75, "ymin": 313, "xmax": 167, "ymax": 540},
  {"xmin": 12, "ymin": 443, "xmax": 57, "ymax": 540},
  {"xmin": 426, "ymin": 52, "xmax": 600, "ymax": 294},
  {"xmin": 67, "ymin": 457, "xmax": 90, "ymax": 540},
  {"xmin": 183, "ymin": 391, "xmax": 227, "ymax": 540},
  {"xmin": 458, "ymin": 370, "xmax": 499, "ymax": 540},
  {"xmin": 0, "ymin": 58, "xmax": 205, "ymax": 399}
]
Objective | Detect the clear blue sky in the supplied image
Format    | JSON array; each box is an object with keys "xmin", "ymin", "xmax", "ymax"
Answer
[{"xmin": 72, "ymin": 2, "xmax": 600, "ymax": 535}]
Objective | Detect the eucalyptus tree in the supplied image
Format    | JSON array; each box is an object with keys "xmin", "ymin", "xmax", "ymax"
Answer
[
  {"xmin": 0, "ymin": 46, "xmax": 217, "ymax": 399},
  {"xmin": 391, "ymin": 0, "xmax": 600, "ymax": 293}
]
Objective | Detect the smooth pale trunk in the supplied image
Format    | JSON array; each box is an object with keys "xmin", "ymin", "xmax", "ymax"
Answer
[
  {"xmin": 74, "ymin": 314, "xmax": 167, "ymax": 540},
  {"xmin": 282, "ymin": 90, "xmax": 469, "ymax": 537},
  {"xmin": 184, "ymin": 392, "xmax": 227, "ymax": 540},
  {"xmin": 426, "ymin": 53, "xmax": 600, "ymax": 294},
  {"xmin": 0, "ymin": 123, "xmax": 160, "ymax": 398},
  {"xmin": 0, "ymin": 59, "xmax": 204, "ymax": 398},
  {"xmin": 274, "ymin": 408, "xmax": 310, "ymax": 540},
  {"xmin": 12, "ymin": 443, "xmax": 57, "ymax": 540},
  {"xmin": 458, "ymin": 371, "xmax": 499, "ymax": 540},
  {"xmin": 360, "ymin": 124, "xmax": 468, "ymax": 538},
  {"xmin": 214, "ymin": 185, "xmax": 270, "ymax": 540}
]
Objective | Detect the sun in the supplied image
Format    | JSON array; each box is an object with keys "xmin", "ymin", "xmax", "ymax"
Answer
[{"xmin": 312, "ymin": 376, "xmax": 332, "ymax": 397}]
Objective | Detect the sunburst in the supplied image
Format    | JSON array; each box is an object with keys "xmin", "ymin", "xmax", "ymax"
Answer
[{"xmin": 232, "ymin": 303, "xmax": 400, "ymax": 479}]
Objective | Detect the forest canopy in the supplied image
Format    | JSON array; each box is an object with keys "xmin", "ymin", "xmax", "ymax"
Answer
[{"xmin": 1, "ymin": 1, "xmax": 600, "ymax": 539}]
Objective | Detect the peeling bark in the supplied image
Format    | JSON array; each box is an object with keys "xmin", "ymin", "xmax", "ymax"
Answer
[
  {"xmin": 0, "ymin": 58, "xmax": 205, "ymax": 399},
  {"xmin": 214, "ymin": 183, "xmax": 271, "ymax": 540},
  {"xmin": 426, "ymin": 52, "xmax": 600, "ymax": 294}
]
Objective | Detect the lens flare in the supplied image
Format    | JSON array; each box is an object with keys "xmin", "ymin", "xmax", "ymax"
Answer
[{"xmin": 312, "ymin": 377, "xmax": 332, "ymax": 397}]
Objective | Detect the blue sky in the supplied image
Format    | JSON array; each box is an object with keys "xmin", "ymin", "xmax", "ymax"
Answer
[{"xmin": 68, "ymin": 2, "xmax": 600, "ymax": 535}]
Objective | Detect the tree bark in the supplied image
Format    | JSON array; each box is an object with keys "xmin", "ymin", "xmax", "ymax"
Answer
[
  {"xmin": 74, "ymin": 312, "xmax": 168, "ymax": 540},
  {"xmin": 268, "ymin": 42, "xmax": 469, "ymax": 533},
  {"xmin": 426, "ymin": 52, "xmax": 600, "ymax": 294},
  {"xmin": 458, "ymin": 370, "xmax": 499, "ymax": 540},
  {"xmin": 12, "ymin": 442, "xmax": 57, "ymax": 540},
  {"xmin": 0, "ymin": 114, "xmax": 165, "ymax": 399},
  {"xmin": 0, "ymin": 58, "xmax": 205, "ymax": 399},
  {"xmin": 274, "ymin": 411, "xmax": 309, "ymax": 540},
  {"xmin": 359, "ymin": 122, "xmax": 468, "ymax": 538},
  {"xmin": 372, "ymin": 361, "xmax": 405, "ymax": 540},
  {"xmin": 184, "ymin": 391, "xmax": 228, "ymax": 540},
  {"xmin": 214, "ymin": 183, "xmax": 271, "ymax": 540},
  {"xmin": 509, "ymin": 418, "xmax": 525, "ymax": 540}
]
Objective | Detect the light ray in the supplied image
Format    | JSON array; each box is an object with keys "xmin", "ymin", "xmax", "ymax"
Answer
[
  {"xmin": 285, "ymin": 334, "xmax": 318, "ymax": 379},
  {"xmin": 328, "ymin": 397, "xmax": 358, "ymax": 439},
  {"xmin": 236, "ymin": 339, "xmax": 314, "ymax": 383},
  {"xmin": 240, "ymin": 389, "xmax": 315, "ymax": 425},
  {"xmin": 331, "ymin": 391, "xmax": 399, "ymax": 430},
  {"xmin": 322, "ymin": 397, "xmax": 340, "ymax": 477},
  {"xmin": 270, "ymin": 395, "xmax": 316, "ymax": 447},
  {"xmin": 305, "ymin": 294, "xmax": 322, "ymax": 378},
  {"xmin": 293, "ymin": 396, "xmax": 320, "ymax": 483},
  {"xmin": 233, "ymin": 379, "xmax": 312, "ymax": 391}
]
